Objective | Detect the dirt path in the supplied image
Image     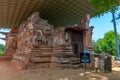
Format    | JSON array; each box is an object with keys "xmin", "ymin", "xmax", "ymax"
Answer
[{"xmin": 0, "ymin": 61, "xmax": 120, "ymax": 80}]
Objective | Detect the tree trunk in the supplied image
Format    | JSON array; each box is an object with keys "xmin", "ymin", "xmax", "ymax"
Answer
[{"xmin": 111, "ymin": 10, "xmax": 120, "ymax": 59}]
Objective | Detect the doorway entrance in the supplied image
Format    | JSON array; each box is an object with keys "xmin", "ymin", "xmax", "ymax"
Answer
[{"xmin": 65, "ymin": 28, "xmax": 84, "ymax": 58}]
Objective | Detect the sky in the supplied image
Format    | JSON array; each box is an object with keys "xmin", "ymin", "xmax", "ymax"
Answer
[
  {"xmin": 0, "ymin": 29, "xmax": 9, "ymax": 45},
  {"xmin": 90, "ymin": 12, "xmax": 120, "ymax": 41},
  {"xmin": 0, "ymin": 12, "xmax": 120, "ymax": 45}
]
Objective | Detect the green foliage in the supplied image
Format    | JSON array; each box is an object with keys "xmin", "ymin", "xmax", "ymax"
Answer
[
  {"xmin": 0, "ymin": 50, "xmax": 4, "ymax": 54},
  {"xmin": 88, "ymin": 0, "xmax": 119, "ymax": 17},
  {"xmin": 93, "ymin": 30, "xmax": 120, "ymax": 57},
  {"xmin": 89, "ymin": 0, "xmax": 120, "ymax": 57},
  {"xmin": 93, "ymin": 39, "xmax": 103, "ymax": 53},
  {"xmin": 0, "ymin": 44, "xmax": 4, "ymax": 54},
  {"xmin": 102, "ymin": 31, "xmax": 117, "ymax": 55}
]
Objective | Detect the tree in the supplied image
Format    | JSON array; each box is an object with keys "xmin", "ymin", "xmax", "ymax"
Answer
[
  {"xmin": 111, "ymin": 9, "xmax": 120, "ymax": 58},
  {"xmin": 93, "ymin": 39, "xmax": 103, "ymax": 53},
  {"xmin": 89, "ymin": 0, "xmax": 120, "ymax": 58},
  {"xmin": 0, "ymin": 44, "xmax": 4, "ymax": 50},
  {"xmin": 116, "ymin": 6, "xmax": 120, "ymax": 22},
  {"xmin": 88, "ymin": 0, "xmax": 119, "ymax": 17},
  {"xmin": 102, "ymin": 31, "xmax": 118, "ymax": 55},
  {"xmin": 0, "ymin": 44, "xmax": 5, "ymax": 54},
  {"xmin": 93, "ymin": 30, "xmax": 120, "ymax": 57}
]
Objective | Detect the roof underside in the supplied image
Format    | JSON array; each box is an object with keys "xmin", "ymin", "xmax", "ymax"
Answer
[{"xmin": 0, "ymin": 0, "xmax": 96, "ymax": 28}]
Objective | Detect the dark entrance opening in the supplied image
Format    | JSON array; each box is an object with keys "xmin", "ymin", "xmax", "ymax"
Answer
[{"xmin": 65, "ymin": 27, "xmax": 84, "ymax": 58}]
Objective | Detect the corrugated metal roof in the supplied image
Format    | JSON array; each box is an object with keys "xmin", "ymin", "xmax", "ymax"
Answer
[{"xmin": 0, "ymin": 0, "xmax": 96, "ymax": 28}]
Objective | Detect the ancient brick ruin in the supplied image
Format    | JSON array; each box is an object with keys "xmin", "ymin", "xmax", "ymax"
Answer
[
  {"xmin": 0, "ymin": 12, "xmax": 94, "ymax": 69},
  {"xmin": 0, "ymin": 30, "xmax": 17, "ymax": 60}
]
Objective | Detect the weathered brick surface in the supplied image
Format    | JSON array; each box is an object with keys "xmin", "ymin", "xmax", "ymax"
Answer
[
  {"xmin": 1, "ymin": 12, "xmax": 94, "ymax": 69},
  {"xmin": 0, "ymin": 27, "xmax": 18, "ymax": 60},
  {"xmin": 51, "ymin": 27, "xmax": 81, "ymax": 68},
  {"xmin": 12, "ymin": 12, "xmax": 53, "ymax": 69}
]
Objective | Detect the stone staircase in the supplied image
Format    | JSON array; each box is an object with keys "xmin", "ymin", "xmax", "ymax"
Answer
[
  {"xmin": 12, "ymin": 45, "xmax": 81, "ymax": 69},
  {"xmin": 0, "ymin": 50, "xmax": 14, "ymax": 61},
  {"xmin": 51, "ymin": 46, "xmax": 81, "ymax": 68},
  {"xmin": 28, "ymin": 45, "xmax": 52, "ymax": 69},
  {"xmin": 12, "ymin": 45, "xmax": 52, "ymax": 69},
  {"xmin": 0, "ymin": 54, "xmax": 13, "ymax": 61}
]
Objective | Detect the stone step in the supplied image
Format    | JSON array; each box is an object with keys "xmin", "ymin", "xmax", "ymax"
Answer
[
  {"xmin": 32, "ymin": 45, "xmax": 52, "ymax": 47},
  {"xmin": 30, "ymin": 57, "xmax": 51, "ymax": 63},
  {"xmin": 51, "ymin": 63, "xmax": 80, "ymax": 69},
  {"xmin": 32, "ymin": 46, "xmax": 52, "ymax": 50},
  {"xmin": 0, "ymin": 55, "xmax": 12, "ymax": 61},
  {"xmin": 53, "ymin": 50, "xmax": 73, "ymax": 53},
  {"xmin": 64, "ymin": 50, "xmax": 73, "ymax": 51},
  {"xmin": 26, "ymin": 63, "xmax": 50, "ymax": 69},
  {"xmin": 31, "ymin": 53, "xmax": 51, "ymax": 57},
  {"xmin": 53, "ymin": 47, "xmax": 72, "ymax": 49},
  {"xmin": 12, "ymin": 57, "xmax": 51, "ymax": 69},
  {"xmin": 54, "ymin": 52, "xmax": 73, "ymax": 54},
  {"xmin": 51, "ymin": 57, "xmax": 80, "ymax": 64},
  {"xmin": 53, "ymin": 49, "xmax": 73, "ymax": 52},
  {"xmin": 31, "ymin": 48, "xmax": 52, "ymax": 50},
  {"xmin": 11, "ymin": 59, "xmax": 26, "ymax": 69},
  {"xmin": 13, "ymin": 56, "xmax": 26, "ymax": 62},
  {"xmin": 52, "ymin": 53, "xmax": 75, "ymax": 57},
  {"xmin": 31, "ymin": 50, "xmax": 52, "ymax": 53},
  {"xmin": 53, "ymin": 48, "xmax": 72, "ymax": 51}
]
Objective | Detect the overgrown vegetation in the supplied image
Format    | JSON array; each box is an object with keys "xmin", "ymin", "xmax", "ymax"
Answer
[
  {"xmin": 0, "ymin": 44, "xmax": 4, "ymax": 54},
  {"xmin": 88, "ymin": 0, "xmax": 119, "ymax": 17},
  {"xmin": 93, "ymin": 30, "xmax": 120, "ymax": 57},
  {"xmin": 89, "ymin": 0, "xmax": 120, "ymax": 58}
]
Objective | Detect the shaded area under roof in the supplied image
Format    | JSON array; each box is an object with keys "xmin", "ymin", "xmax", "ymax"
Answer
[
  {"xmin": 0, "ymin": 0, "xmax": 97, "ymax": 28},
  {"xmin": 1, "ymin": 0, "xmax": 119, "ymax": 28}
]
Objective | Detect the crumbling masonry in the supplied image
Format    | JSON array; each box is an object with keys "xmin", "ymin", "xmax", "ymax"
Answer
[{"xmin": 0, "ymin": 12, "xmax": 94, "ymax": 69}]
